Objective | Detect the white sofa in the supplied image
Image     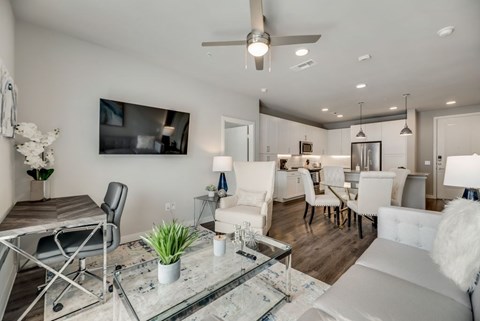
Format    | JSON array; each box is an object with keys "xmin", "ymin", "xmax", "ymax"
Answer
[{"xmin": 298, "ymin": 206, "xmax": 478, "ymax": 321}]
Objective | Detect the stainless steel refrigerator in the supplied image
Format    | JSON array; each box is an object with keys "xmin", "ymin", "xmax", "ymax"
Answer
[{"xmin": 351, "ymin": 141, "xmax": 382, "ymax": 171}]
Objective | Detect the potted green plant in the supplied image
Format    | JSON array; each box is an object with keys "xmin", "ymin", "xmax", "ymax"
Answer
[
  {"xmin": 141, "ymin": 221, "xmax": 198, "ymax": 284},
  {"xmin": 206, "ymin": 184, "xmax": 217, "ymax": 198}
]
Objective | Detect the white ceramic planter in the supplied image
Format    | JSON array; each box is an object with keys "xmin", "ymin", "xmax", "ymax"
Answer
[
  {"xmin": 157, "ymin": 259, "xmax": 181, "ymax": 284},
  {"xmin": 30, "ymin": 180, "xmax": 51, "ymax": 201},
  {"xmin": 208, "ymin": 191, "xmax": 215, "ymax": 198}
]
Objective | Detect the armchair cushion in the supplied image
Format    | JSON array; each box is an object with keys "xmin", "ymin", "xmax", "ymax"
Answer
[
  {"xmin": 219, "ymin": 195, "xmax": 238, "ymax": 209},
  {"xmin": 236, "ymin": 188, "xmax": 267, "ymax": 207},
  {"xmin": 431, "ymin": 198, "xmax": 480, "ymax": 291},
  {"xmin": 215, "ymin": 205, "xmax": 265, "ymax": 228}
]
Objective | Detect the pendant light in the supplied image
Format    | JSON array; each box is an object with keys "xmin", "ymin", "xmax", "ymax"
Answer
[
  {"xmin": 356, "ymin": 102, "xmax": 366, "ymax": 139},
  {"xmin": 400, "ymin": 93, "xmax": 413, "ymax": 136}
]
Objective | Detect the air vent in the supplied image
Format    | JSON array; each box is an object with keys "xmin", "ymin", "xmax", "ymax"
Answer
[{"xmin": 290, "ymin": 59, "xmax": 317, "ymax": 71}]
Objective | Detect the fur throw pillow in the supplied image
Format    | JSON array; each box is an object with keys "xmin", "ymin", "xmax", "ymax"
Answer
[{"xmin": 431, "ymin": 198, "xmax": 480, "ymax": 291}]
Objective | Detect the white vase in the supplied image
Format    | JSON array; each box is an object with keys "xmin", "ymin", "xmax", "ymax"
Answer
[
  {"xmin": 30, "ymin": 180, "xmax": 51, "ymax": 201},
  {"xmin": 208, "ymin": 191, "xmax": 215, "ymax": 197},
  {"xmin": 157, "ymin": 259, "xmax": 181, "ymax": 284}
]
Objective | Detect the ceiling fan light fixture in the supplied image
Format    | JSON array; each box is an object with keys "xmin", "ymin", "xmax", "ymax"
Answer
[{"xmin": 247, "ymin": 32, "xmax": 270, "ymax": 57}]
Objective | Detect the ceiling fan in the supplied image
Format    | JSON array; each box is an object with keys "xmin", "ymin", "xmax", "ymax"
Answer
[{"xmin": 201, "ymin": 0, "xmax": 321, "ymax": 71}]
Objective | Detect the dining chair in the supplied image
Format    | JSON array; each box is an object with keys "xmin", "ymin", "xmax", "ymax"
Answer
[
  {"xmin": 298, "ymin": 168, "xmax": 340, "ymax": 225},
  {"xmin": 215, "ymin": 161, "xmax": 275, "ymax": 235},
  {"xmin": 36, "ymin": 182, "xmax": 128, "ymax": 312},
  {"xmin": 390, "ymin": 168, "xmax": 410, "ymax": 206},
  {"xmin": 347, "ymin": 171, "xmax": 395, "ymax": 238}
]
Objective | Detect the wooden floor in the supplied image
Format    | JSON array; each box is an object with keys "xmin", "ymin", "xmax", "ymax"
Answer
[{"xmin": 4, "ymin": 198, "xmax": 444, "ymax": 321}]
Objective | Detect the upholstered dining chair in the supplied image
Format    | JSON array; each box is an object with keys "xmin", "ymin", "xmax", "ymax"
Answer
[
  {"xmin": 215, "ymin": 161, "xmax": 275, "ymax": 235},
  {"xmin": 36, "ymin": 182, "xmax": 128, "ymax": 312},
  {"xmin": 390, "ymin": 168, "xmax": 410, "ymax": 206},
  {"xmin": 347, "ymin": 172, "xmax": 395, "ymax": 238},
  {"xmin": 298, "ymin": 168, "xmax": 341, "ymax": 225}
]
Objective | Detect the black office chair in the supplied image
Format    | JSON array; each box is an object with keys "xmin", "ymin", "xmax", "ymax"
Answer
[{"xmin": 36, "ymin": 182, "xmax": 128, "ymax": 312}]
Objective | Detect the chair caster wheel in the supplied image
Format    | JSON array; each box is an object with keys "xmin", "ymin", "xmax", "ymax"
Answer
[
  {"xmin": 53, "ymin": 303, "xmax": 63, "ymax": 312},
  {"xmin": 109, "ymin": 284, "xmax": 114, "ymax": 293}
]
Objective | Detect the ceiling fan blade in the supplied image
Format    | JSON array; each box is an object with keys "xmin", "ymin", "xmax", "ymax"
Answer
[
  {"xmin": 270, "ymin": 35, "xmax": 321, "ymax": 46},
  {"xmin": 202, "ymin": 40, "xmax": 246, "ymax": 47},
  {"xmin": 250, "ymin": 0, "xmax": 264, "ymax": 32},
  {"xmin": 254, "ymin": 56, "xmax": 264, "ymax": 70}
]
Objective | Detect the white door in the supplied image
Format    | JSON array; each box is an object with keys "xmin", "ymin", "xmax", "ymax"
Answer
[
  {"xmin": 225, "ymin": 126, "xmax": 249, "ymax": 162},
  {"xmin": 435, "ymin": 113, "xmax": 480, "ymax": 199}
]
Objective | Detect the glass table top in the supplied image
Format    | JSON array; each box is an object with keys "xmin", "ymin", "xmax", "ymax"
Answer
[{"xmin": 113, "ymin": 231, "xmax": 291, "ymax": 321}]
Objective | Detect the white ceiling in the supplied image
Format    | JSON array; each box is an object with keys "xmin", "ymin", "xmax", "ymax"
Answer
[{"xmin": 12, "ymin": 0, "xmax": 480, "ymax": 124}]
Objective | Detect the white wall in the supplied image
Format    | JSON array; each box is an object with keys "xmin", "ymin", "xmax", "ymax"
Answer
[
  {"xmin": 0, "ymin": 0, "xmax": 17, "ymax": 317},
  {"xmin": 15, "ymin": 21, "xmax": 259, "ymax": 241}
]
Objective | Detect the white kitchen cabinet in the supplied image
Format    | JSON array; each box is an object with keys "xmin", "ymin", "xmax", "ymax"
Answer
[
  {"xmin": 381, "ymin": 120, "xmax": 407, "ymax": 155},
  {"xmin": 327, "ymin": 128, "xmax": 350, "ymax": 155},
  {"xmin": 313, "ymin": 127, "xmax": 327, "ymax": 155},
  {"xmin": 259, "ymin": 114, "xmax": 278, "ymax": 154},
  {"xmin": 277, "ymin": 119, "xmax": 302, "ymax": 154},
  {"xmin": 327, "ymin": 129, "xmax": 342, "ymax": 155},
  {"xmin": 275, "ymin": 171, "xmax": 305, "ymax": 202},
  {"xmin": 341, "ymin": 128, "xmax": 351, "ymax": 155},
  {"xmin": 258, "ymin": 153, "xmax": 276, "ymax": 162}
]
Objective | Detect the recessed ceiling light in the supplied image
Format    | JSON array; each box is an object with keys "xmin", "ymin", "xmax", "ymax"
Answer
[
  {"xmin": 437, "ymin": 26, "xmax": 455, "ymax": 37},
  {"xmin": 389, "ymin": 106, "xmax": 398, "ymax": 110},
  {"xmin": 337, "ymin": 114, "xmax": 344, "ymax": 118},
  {"xmin": 295, "ymin": 48, "xmax": 309, "ymax": 57},
  {"xmin": 446, "ymin": 100, "xmax": 456, "ymax": 105},
  {"xmin": 356, "ymin": 83, "xmax": 367, "ymax": 89},
  {"xmin": 260, "ymin": 88, "xmax": 268, "ymax": 93},
  {"xmin": 358, "ymin": 54, "xmax": 372, "ymax": 62},
  {"xmin": 321, "ymin": 108, "xmax": 329, "ymax": 112}
]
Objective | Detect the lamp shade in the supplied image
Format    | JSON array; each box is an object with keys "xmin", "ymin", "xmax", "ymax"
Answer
[
  {"xmin": 443, "ymin": 154, "xmax": 480, "ymax": 188},
  {"xmin": 212, "ymin": 156, "xmax": 233, "ymax": 172},
  {"xmin": 162, "ymin": 126, "xmax": 175, "ymax": 136}
]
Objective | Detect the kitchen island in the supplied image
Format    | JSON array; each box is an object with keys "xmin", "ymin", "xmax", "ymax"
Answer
[{"xmin": 344, "ymin": 170, "xmax": 428, "ymax": 209}]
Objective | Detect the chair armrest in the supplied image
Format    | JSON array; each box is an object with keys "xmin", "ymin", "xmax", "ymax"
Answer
[
  {"xmin": 377, "ymin": 206, "xmax": 443, "ymax": 251},
  {"xmin": 53, "ymin": 223, "xmax": 111, "ymax": 259},
  {"xmin": 219, "ymin": 195, "xmax": 238, "ymax": 209}
]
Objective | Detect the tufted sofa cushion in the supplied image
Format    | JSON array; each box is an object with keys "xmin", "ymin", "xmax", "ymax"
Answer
[
  {"xmin": 356, "ymin": 238, "xmax": 470, "ymax": 308},
  {"xmin": 377, "ymin": 206, "xmax": 441, "ymax": 251}
]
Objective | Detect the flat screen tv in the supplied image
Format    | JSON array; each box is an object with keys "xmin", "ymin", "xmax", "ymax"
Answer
[{"xmin": 99, "ymin": 99, "xmax": 190, "ymax": 155}]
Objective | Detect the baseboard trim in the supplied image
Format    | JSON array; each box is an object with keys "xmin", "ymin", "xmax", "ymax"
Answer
[{"xmin": 120, "ymin": 219, "xmax": 198, "ymax": 244}]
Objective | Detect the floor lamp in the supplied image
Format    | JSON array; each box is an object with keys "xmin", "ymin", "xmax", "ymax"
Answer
[
  {"xmin": 443, "ymin": 154, "xmax": 480, "ymax": 201},
  {"xmin": 212, "ymin": 156, "xmax": 233, "ymax": 192}
]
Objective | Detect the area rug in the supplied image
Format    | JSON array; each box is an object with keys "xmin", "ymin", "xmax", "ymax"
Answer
[{"xmin": 44, "ymin": 231, "xmax": 329, "ymax": 321}]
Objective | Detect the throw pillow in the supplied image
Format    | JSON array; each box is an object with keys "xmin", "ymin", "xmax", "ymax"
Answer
[
  {"xmin": 236, "ymin": 189, "xmax": 267, "ymax": 208},
  {"xmin": 431, "ymin": 198, "xmax": 480, "ymax": 291},
  {"xmin": 136, "ymin": 135, "xmax": 155, "ymax": 150}
]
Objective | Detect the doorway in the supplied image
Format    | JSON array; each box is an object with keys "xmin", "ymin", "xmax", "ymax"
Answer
[
  {"xmin": 221, "ymin": 116, "xmax": 255, "ymax": 193},
  {"xmin": 434, "ymin": 112, "xmax": 480, "ymax": 199}
]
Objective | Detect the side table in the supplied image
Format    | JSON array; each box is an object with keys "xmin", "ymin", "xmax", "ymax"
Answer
[{"xmin": 193, "ymin": 195, "xmax": 220, "ymax": 227}]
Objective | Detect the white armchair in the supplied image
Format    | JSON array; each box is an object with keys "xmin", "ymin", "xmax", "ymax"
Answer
[
  {"xmin": 214, "ymin": 161, "xmax": 275, "ymax": 235},
  {"xmin": 390, "ymin": 168, "xmax": 410, "ymax": 206}
]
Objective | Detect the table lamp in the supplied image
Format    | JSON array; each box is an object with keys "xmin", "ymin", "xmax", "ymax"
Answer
[
  {"xmin": 212, "ymin": 156, "xmax": 233, "ymax": 192},
  {"xmin": 443, "ymin": 154, "xmax": 480, "ymax": 201}
]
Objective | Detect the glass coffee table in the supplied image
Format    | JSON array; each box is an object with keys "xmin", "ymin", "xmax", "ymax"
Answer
[{"xmin": 113, "ymin": 231, "xmax": 292, "ymax": 321}]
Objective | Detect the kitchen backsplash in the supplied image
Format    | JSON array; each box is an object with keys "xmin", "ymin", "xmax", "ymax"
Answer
[{"xmin": 277, "ymin": 155, "xmax": 350, "ymax": 170}]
